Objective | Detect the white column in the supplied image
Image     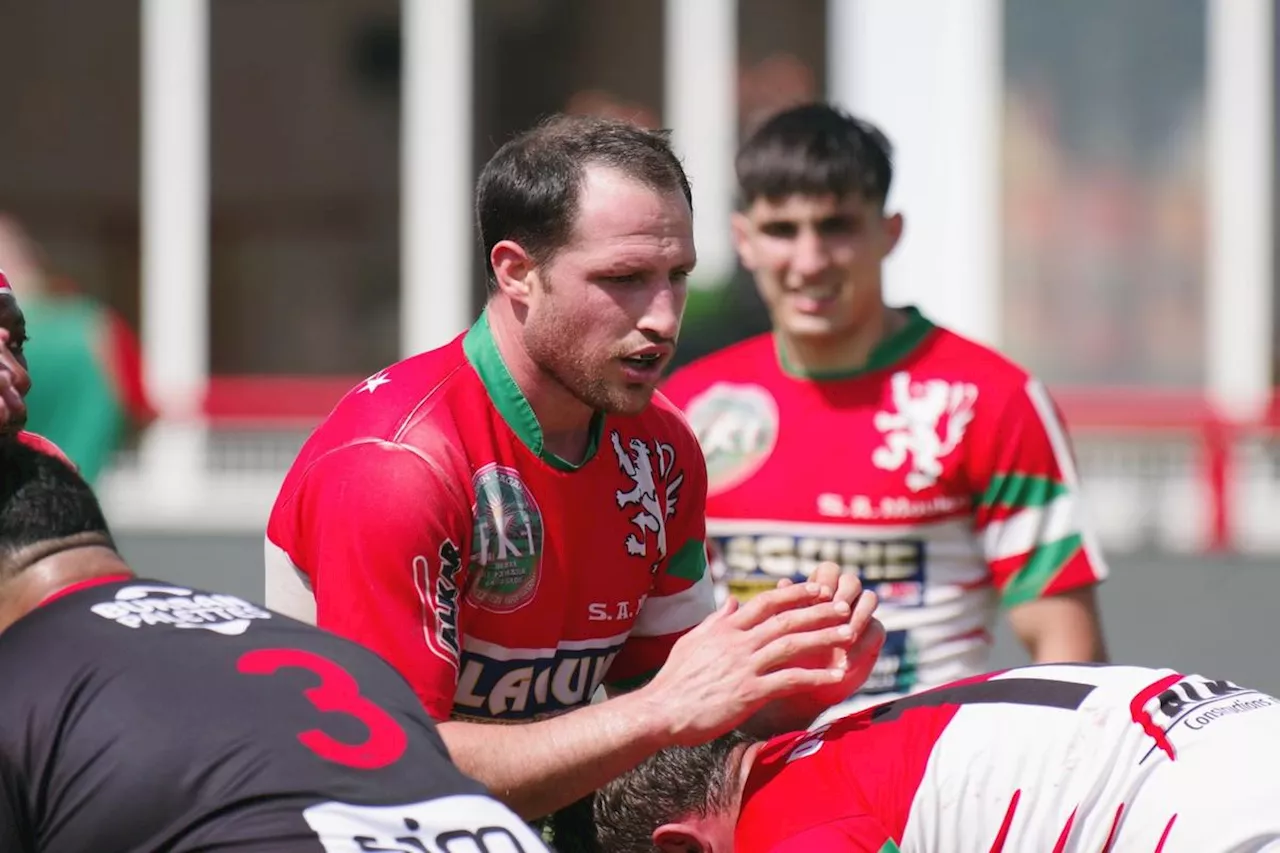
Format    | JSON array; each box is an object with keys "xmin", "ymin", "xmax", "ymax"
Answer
[
  {"xmin": 828, "ymin": 0, "xmax": 1002, "ymax": 346},
  {"xmin": 137, "ymin": 0, "xmax": 209, "ymax": 514},
  {"xmin": 664, "ymin": 0, "xmax": 738, "ymax": 290},
  {"xmin": 1206, "ymin": 0, "xmax": 1274, "ymax": 420},
  {"xmin": 401, "ymin": 0, "xmax": 473, "ymax": 358}
]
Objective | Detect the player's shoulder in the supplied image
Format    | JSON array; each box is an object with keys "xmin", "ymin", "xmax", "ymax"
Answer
[
  {"xmin": 0, "ymin": 576, "xmax": 276, "ymax": 662},
  {"xmin": 269, "ymin": 434, "xmax": 473, "ymax": 535},
  {"xmin": 663, "ymin": 333, "xmax": 777, "ymax": 404},
  {"xmin": 917, "ymin": 313, "xmax": 1036, "ymax": 385},
  {"xmin": 275, "ymin": 336, "xmax": 479, "ymax": 485},
  {"xmin": 309, "ymin": 334, "xmax": 479, "ymax": 444}
]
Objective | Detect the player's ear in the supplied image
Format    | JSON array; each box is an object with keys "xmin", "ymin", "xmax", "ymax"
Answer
[
  {"xmin": 730, "ymin": 211, "xmax": 758, "ymax": 271},
  {"xmin": 882, "ymin": 210, "xmax": 904, "ymax": 256},
  {"xmin": 490, "ymin": 240, "xmax": 537, "ymax": 305},
  {"xmin": 653, "ymin": 822, "xmax": 708, "ymax": 853}
]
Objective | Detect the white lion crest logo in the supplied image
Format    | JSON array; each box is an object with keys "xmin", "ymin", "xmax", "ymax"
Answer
[
  {"xmin": 611, "ymin": 431, "xmax": 684, "ymax": 566},
  {"xmin": 872, "ymin": 372, "xmax": 978, "ymax": 492}
]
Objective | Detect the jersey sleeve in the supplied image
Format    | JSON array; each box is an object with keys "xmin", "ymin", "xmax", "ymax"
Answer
[
  {"xmin": 605, "ymin": 426, "xmax": 715, "ymax": 691},
  {"xmin": 967, "ymin": 377, "xmax": 1109, "ymax": 608},
  {"xmin": 266, "ymin": 440, "xmax": 473, "ymax": 720},
  {"xmin": 739, "ymin": 819, "xmax": 900, "ymax": 853}
]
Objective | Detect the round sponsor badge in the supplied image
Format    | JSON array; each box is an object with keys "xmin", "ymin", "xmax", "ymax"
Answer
[
  {"xmin": 469, "ymin": 464, "xmax": 544, "ymax": 613},
  {"xmin": 684, "ymin": 382, "xmax": 779, "ymax": 494}
]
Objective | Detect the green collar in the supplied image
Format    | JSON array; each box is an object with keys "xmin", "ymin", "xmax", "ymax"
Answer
[
  {"xmin": 463, "ymin": 310, "xmax": 603, "ymax": 471},
  {"xmin": 775, "ymin": 305, "xmax": 935, "ymax": 381}
]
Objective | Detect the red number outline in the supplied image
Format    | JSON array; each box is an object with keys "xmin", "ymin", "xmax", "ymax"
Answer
[{"xmin": 237, "ymin": 648, "xmax": 408, "ymax": 770}]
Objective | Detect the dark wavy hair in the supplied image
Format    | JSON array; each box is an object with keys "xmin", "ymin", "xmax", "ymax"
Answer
[
  {"xmin": 476, "ymin": 113, "xmax": 693, "ymax": 287},
  {"xmin": 593, "ymin": 730, "xmax": 754, "ymax": 853},
  {"xmin": 736, "ymin": 102, "xmax": 894, "ymax": 208}
]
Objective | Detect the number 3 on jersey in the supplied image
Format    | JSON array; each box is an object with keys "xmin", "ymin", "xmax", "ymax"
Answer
[{"xmin": 237, "ymin": 648, "xmax": 408, "ymax": 770}]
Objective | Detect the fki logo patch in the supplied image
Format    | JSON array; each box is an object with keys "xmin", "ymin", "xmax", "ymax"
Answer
[{"xmin": 469, "ymin": 464, "xmax": 544, "ymax": 614}]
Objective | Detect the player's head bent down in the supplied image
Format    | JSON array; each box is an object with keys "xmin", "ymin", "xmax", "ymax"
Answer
[
  {"xmin": 594, "ymin": 730, "xmax": 755, "ymax": 853},
  {"xmin": 732, "ymin": 103, "xmax": 903, "ymax": 345},
  {"xmin": 476, "ymin": 114, "xmax": 696, "ymax": 416},
  {"xmin": 0, "ymin": 439, "xmax": 121, "ymax": 626}
]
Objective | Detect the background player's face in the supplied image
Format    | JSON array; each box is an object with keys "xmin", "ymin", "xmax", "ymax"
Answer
[
  {"xmin": 0, "ymin": 295, "xmax": 31, "ymax": 432},
  {"xmin": 733, "ymin": 192, "xmax": 902, "ymax": 343},
  {"xmin": 0, "ymin": 296, "xmax": 29, "ymax": 372},
  {"xmin": 523, "ymin": 165, "xmax": 694, "ymax": 415}
]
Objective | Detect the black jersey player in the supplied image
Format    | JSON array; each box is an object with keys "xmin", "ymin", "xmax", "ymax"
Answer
[{"xmin": 0, "ymin": 438, "xmax": 550, "ymax": 853}]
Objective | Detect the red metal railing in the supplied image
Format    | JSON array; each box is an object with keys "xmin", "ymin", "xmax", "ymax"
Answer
[{"xmin": 200, "ymin": 377, "xmax": 1270, "ymax": 553}]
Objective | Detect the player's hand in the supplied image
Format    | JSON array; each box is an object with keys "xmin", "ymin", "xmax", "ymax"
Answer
[
  {"xmin": 777, "ymin": 560, "xmax": 864, "ymax": 611},
  {"xmin": 0, "ymin": 329, "xmax": 29, "ymax": 434},
  {"xmin": 809, "ymin": 594, "xmax": 885, "ymax": 708},
  {"xmin": 776, "ymin": 562, "xmax": 886, "ymax": 709},
  {"xmin": 639, "ymin": 582, "xmax": 860, "ymax": 746}
]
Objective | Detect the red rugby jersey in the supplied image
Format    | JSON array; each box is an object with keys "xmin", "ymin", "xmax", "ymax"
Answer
[{"xmin": 267, "ymin": 312, "xmax": 713, "ymax": 722}]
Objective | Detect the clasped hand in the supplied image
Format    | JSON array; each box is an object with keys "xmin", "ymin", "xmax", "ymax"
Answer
[{"xmin": 643, "ymin": 563, "xmax": 884, "ymax": 745}]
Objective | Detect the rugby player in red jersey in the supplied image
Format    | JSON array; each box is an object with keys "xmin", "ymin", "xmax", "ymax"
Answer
[{"xmin": 266, "ymin": 115, "xmax": 886, "ymax": 831}]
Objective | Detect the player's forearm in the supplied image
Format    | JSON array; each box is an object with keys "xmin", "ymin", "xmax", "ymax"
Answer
[
  {"xmin": 436, "ymin": 690, "xmax": 670, "ymax": 820},
  {"xmin": 1011, "ymin": 587, "xmax": 1108, "ymax": 664},
  {"xmin": 1028, "ymin": 628, "xmax": 1108, "ymax": 664},
  {"xmin": 1021, "ymin": 611, "xmax": 1108, "ymax": 663}
]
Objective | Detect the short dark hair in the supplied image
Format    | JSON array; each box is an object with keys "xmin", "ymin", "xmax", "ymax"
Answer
[
  {"xmin": 475, "ymin": 114, "xmax": 694, "ymax": 284},
  {"xmin": 0, "ymin": 438, "xmax": 114, "ymax": 579},
  {"xmin": 735, "ymin": 102, "xmax": 894, "ymax": 208},
  {"xmin": 594, "ymin": 731, "xmax": 753, "ymax": 853}
]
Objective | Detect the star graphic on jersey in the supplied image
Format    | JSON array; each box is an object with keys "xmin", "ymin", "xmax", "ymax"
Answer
[{"xmin": 359, "ymin": 370, "xmax": 391, "ymax": 394}]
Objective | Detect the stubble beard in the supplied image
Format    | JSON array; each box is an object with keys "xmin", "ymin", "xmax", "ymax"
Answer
[{"xmin": 523, "ymin": 313, "xmax": 654, "ymax": 417}]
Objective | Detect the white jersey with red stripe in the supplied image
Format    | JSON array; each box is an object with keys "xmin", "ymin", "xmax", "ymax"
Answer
[
  {"xmin": 737, "ymin": 663, "xmax": 1280, "ymax": 852},
  {"xmin": 662, "ymin": 307, "xmax": 1108, "ymax": 712}
]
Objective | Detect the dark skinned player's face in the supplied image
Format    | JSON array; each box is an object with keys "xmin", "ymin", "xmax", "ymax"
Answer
[
  {"xmin": 0, "ymin": 295, "xmax": 29, "ymax": 371},
  {"xmin": 0, "ymin": 294, "xmax": 31, "ymax": 433}
]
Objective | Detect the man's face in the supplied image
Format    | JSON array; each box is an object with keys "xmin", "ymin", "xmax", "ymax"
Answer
[
  {"xmin": 0, "ymin": 294, "xmax": 30, "ymax": 433},
  {"xmin": 0, "ymin": 295, "xmax": 28, "ymax": 372},
  {"xmin": 522, "ymin": 166, "xmax": 695, "ymax": 416},
  {"xmin": 733, "ymin": 192, "xmax": 902, "ymax": 342}
]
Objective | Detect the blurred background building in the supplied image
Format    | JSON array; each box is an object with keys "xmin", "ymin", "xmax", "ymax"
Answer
[{"xmin": 0, "ymin": 0, "xmax": 1275, "ymax": 560}]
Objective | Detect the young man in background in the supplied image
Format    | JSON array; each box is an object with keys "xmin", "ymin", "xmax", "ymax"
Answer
[{"xmin": 663, "ymin": 104, "xmax": 1108, "ymax": 720}]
